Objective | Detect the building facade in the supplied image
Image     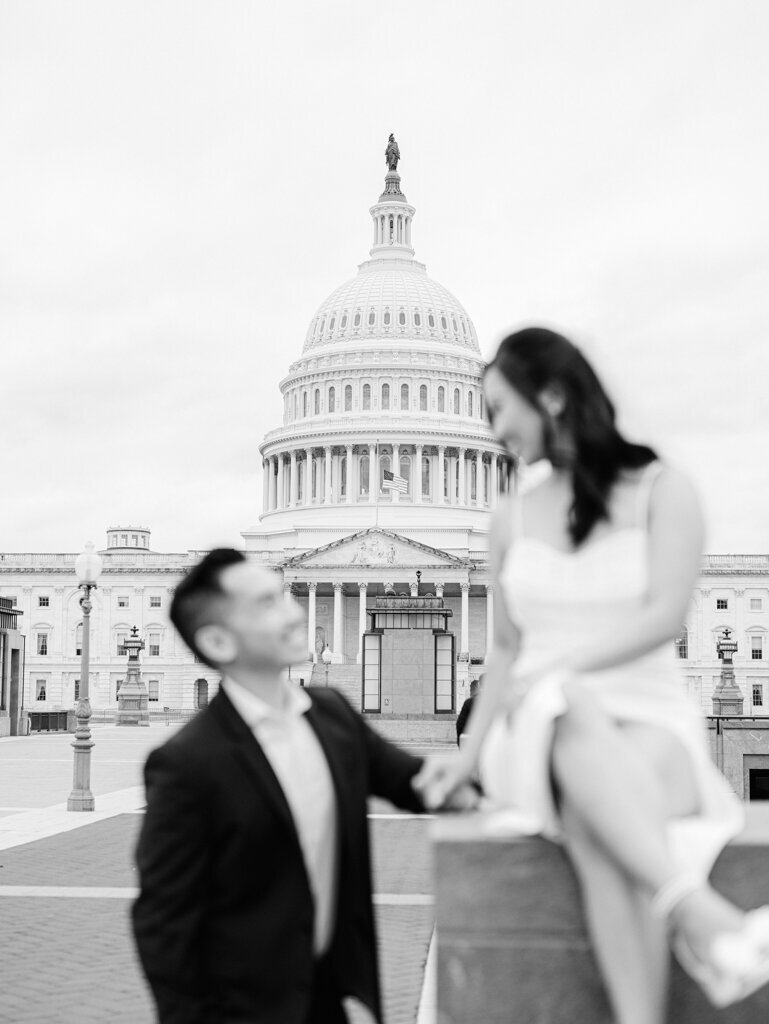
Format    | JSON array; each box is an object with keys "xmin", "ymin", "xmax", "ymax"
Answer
[{"xmin": 1, "ymin": 152, "xmax": 768, "ymax": 728}]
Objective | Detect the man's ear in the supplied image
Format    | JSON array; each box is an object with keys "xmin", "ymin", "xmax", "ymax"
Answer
[{"xmin": 195, "ymin": 623, "xmax": 237, "ymax": 666}]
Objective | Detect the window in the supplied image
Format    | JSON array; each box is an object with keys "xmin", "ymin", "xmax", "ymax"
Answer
[
  {"xmin": 329, "ymin": 316, "xmax": 335, "ymax": 331},
  {"xmin": 479, "ymin": 395, "xmax": 485, "ymax": 419},
  {"xmin": 314, "ymin": 389, "xmax": 320, "ymax": 415},
  {"xmin": 452, "ymin": 316, "xmax": 458, "ymax": 332},
  {"xmin": 320, "ymin": 318, "xmax": 325, "ymax": 334},
  {"xmin": 150, "ymin": 595, "xmax": 161, "ymax": 608},
  {"xmin": 400, "ymin": 454, "xmax": 411, "ymax": 496},
  {"xmin": 38, "ymin": 596, "xmax": 49, "ymax": 607},
  {"xmin": 437, "ymin": 386, "xmax": 445, "ymax": 412},
  {"xmin": 752, "ymin": 635, "xmax": 764, "ymax": 660},
  {"xmin": 453, "ymin": 388, "xmax": 460, "ymax": 415},
  {"xmin": 414, "ymin": 312, "xmax": 421, "ymax": 327},
  {"xmin": 340, "ymin": 454, "xmax": 347, "ymax": 498},
  {"xmin": 36, "ymin": 680, "xmax": 47, "ymax": 701},
  {"xmin": 428, "ymin": 313, "xmax": 435, "ymax": 328},
  {"xmin": 341, "ymin": 314, "xmax": 347, "ymax": 329},
  {"xmin": 717, "ymin": 598, "xmax": 729, "ymax": 610},
  {"xmin": 384, "ymin": 311, "xmax": 391, "ymax": 326},
  {"xmin": 359, "ymin": 455, "xmax": 369, "ymax": 496},
  {"xmin": 753, "ymin": 684, "xmax": 764, "ymax": 707},
  {"xmin": 148, "ymin": 679, "xmax": 160, "ymax": 702},
  {"xmin": 751, "ymin": 598, "xmax": 763, "ymax": 611},
  {"xmin": 75, "ymin": 623, "xmax": 83, "ymax": 656},
  {"xmin": 116, "ymin": 632, "xmax": 128, "ymax": 656},
  {"xmin": 6, "ymin": 596, "xmax": 17, "ymax": 607},
  {"xmin": 675, "ymin": 630, "xmax": 688, "ymax": 659},
  {"xmin": 398, "ymin": 311, "xmax": 406, "ymax": 326},
  {"xmin": 344, "ymin": 385, "xmax": 352, "ymax": 411},
  {"xmin": 467, "ymin": 391, "xmax": 474, "ymax": 417},
  {"xmin": 400, "ymin": 384, "xmax": 409, "ymax": 410},
  {"xmin": 328, "ymin": 386, "xmax": 335, "ymax": 413},
  {"xmin": 115, "ymin": 679, "xmax": 123, "ymax": 701},
  {"xmin": 422, "ymin": 455, "xmax": 431, "ymax": 498},
  {"xmin": 362, "ymin": 384, "xmax": 371, "ymax": 410},
  {"xmin": 303, "ymin": 392, "xmax": 308, "ymax": 417},
  {"xmin": 121, "ymin": 534, "xmax": 127, "ymax": 546},
  {"xmin": 74, "ymin": 679, "xmax": 80, "ymax": 702},
  {"xmin": 379, "ymin": 453, "xmax": 391, "ymax": 492},
  {"xmin": 441, "ymin": 316, "xmax": 448, "ymax": 330},
  {"xmin": 37, "ymin": 633, "xmax": 48, "ymax": 656},
  {"xmin": 419, "ymin": 385, "xmax": 427, "ymax": 411},
  {"xmin": 149, "ymin": 633, "xmax": 160, "ymax": 657},
  {"xmin": 381, "ymin": 383, "xmax": 390, "ymax": 410},
  {"xmin": 353, "ymin": 312, "xmax": 361, "ymax": 327},
  {"xmin": 368, "ymin": 310, "xmax": 375, "ymax": 326},
  {"xmin": 131, "ymin": 534, "xmax": 138, "ymax": 546},
  {"xmin": 470, "ymin": 460, "xmax": 478, "ymax": 501},
  {"xmin": 118, "ymin": 596, "xmax": 129, "ymax": 608}
]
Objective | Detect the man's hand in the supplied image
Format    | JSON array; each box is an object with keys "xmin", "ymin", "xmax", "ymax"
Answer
[{"xmin": 412, "ymin": 752, "xmax": 475, "ymax": 811}]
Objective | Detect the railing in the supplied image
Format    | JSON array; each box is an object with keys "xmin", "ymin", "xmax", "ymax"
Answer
[{"xmin": 701, "ymin": 554, "xmax": 769, "ymax": 571}]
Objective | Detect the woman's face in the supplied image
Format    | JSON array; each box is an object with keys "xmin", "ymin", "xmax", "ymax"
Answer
[{"xmin": 484, "ymin": 364, "xmax": 547, "ymax": 464}]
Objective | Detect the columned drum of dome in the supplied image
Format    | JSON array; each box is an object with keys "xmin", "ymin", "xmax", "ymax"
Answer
[{"xmin": 245, "ymin": 143, "xmax": 508, "ymax": 729}]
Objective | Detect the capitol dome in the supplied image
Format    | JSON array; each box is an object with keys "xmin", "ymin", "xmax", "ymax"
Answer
[
  {"xmin": 255, "ymin": 144, "xmax": 506, "ymax": 543},
  {"xmin": 303, "ymin": 168, "xmax": 480, "ymax": 355}
]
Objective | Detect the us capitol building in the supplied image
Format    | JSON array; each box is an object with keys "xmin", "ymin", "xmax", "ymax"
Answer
[{"xmin": 1, "ymin": 142, "xmax": 768, "ymax": 742}]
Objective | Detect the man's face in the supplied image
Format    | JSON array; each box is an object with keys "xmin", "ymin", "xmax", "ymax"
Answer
[{"xmin": 206, "ymin": 563, "xmax": 307, "ymax": 671}]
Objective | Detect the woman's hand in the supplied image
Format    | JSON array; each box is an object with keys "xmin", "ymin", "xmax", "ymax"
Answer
[{"xmin": 412, "ymin": 752, "xmax": 475, "ymax": 811}]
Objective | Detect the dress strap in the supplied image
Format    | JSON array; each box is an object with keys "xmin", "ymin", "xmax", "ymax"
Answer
[{"xmin": 634, "ymin": 460, "xmax": 664, "ymax": 529}]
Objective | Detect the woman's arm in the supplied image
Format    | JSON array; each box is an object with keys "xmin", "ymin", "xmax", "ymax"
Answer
[
  {"xmin": 413, "ymin": 497, "xmax": 522, "ymax": 807},
  {"xmin": 564, "ymin": 466, "xmax": 704, "ymax": 675}
]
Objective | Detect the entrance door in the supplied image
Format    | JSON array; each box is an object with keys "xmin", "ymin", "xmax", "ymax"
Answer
[
  {"xmin": 195, "ymin": 678, "xmax": 209, "ymax": 709},
  {"xmin": 749, "ymin": 769, "xmax": 769, "ymax": 800},
  {"xmin": 362, "ymin": 633, "xmax": 381, "ymax": 712},
  {"xmin": 434, "ymin": 633, "xmax": 455, "ymax": 713}
]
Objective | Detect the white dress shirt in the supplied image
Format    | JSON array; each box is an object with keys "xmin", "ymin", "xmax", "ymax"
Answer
[{"xmin": 221, "ymin": 677, "xmax": 338, "ymax": 955}]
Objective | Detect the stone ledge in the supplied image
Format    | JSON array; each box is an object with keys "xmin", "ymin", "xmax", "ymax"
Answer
[{"xmin": 432, "ymin": 805, "xmax": 769, "ymax": 1023}]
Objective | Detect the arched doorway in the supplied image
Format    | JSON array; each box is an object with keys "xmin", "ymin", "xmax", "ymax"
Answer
[{"xmin": 195, "ymin": 678, "xmax": 209, "ymax": 709}]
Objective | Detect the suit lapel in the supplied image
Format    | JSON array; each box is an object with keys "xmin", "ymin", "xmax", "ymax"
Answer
[{"xmin": 208, "ymin": 688, "xmax": 298, "ymax": 841}]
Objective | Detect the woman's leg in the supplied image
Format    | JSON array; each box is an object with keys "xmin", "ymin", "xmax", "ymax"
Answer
[{"xmin": 561, "ymin": 801, "xmax": 669, "ymax": 1024}]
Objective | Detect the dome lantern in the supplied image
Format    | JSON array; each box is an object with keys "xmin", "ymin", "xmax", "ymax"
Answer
[{"xmin": 369, "ymin": 134, "xmax": 415, "ymax": 259}]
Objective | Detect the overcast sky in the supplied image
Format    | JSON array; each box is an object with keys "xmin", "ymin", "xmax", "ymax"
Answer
[{"xmin": 1, "ymin": 1, "xmax": 767, "ymax": 554}]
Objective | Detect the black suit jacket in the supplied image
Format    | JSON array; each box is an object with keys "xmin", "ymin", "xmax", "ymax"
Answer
[{"xmin": 132, "ymin": 685, "xmax": 424, "ymax": 1024}]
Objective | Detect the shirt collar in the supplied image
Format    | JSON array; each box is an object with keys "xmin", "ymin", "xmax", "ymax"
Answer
[{"xmin": 222, "ymin": 675, "xmax": 312, "ymax": 730}]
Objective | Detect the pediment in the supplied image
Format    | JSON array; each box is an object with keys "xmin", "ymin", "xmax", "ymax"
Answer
[{"xmin": 281, "ymin": 529, "xmax": 468, "ymax": 569}]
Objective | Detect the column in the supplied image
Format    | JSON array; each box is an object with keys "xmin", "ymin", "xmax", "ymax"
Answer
[
  {"xmin": 346, "ymin": 445, "xmax": 353, "ymax": 503},
  {"xmin": 476, "ymin": 451, "xmax": 483, "ymax": 505},
  {"xmin": 491, "ymin": 453, "xmax": 499, "ymax": 505},
  {"xmin": 276, "ymin": 454, "xmax": 285, "ymax": 509},
  {"xmin": 392, "ymin": 443, "xmax": 400, "ymax": 502},
  {"xmin": 458, "ymin": 447, "xmax": 467, "ymax": 504},
  {"xmin": 268, "ymin": 456, "xmax": 277, "ymax": 510},
  {"xmin": 307, "ymin": 583, "xmax": 317, "ymax": 662},
  {"xmin": 333, "ymin": 583, "xmax": 343, "ymax": 656},
  {"xmin": 415, "ymin": 444, "xmax": 423, "ymax": 503},
  {"xmin": 410, "ymin": 581, "xmax": 418, "ymax": 598},
  {"xmin": 357, "ymin": 582, "xmax": 368, "ymax": 662},
  {"xmin": 435, "ymin": 584, "xmax": 444, "ymax": 599},
  {"xmin": 324, "ymin": 446, "xmax": 332, "ymax": 503},
  {"xmin": 283, "ymin": 581, "xmax": 293, "ymax": 603},
  {"xmin": 306, "ymin": 448, "xmax": 313, "ymax": 503},
  {"xmin": 485, "ymin": 584, "xmax": 494, "ymax": 660},
  {"xmin": 368, "ymin": 444, "xmax": 377, "ymax": 503},
  {"xmin": 289, "ymin": 451, "xmax": 298, "ymax": 506},
  {"xmin": 262, "ymin": 460, "xmax": 270, "ymax": 513},
  {"xmin": 460, "ymin": 582, "xmax": 470, "ymax": 658},
  {"xmin": 438, "ymin": 446, "xmax": 446, "ymax": 504}
]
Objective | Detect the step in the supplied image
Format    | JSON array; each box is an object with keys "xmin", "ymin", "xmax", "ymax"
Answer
[{"xmin": 432, "ymin": 805, "xmax": 769, "ymax": 1023}]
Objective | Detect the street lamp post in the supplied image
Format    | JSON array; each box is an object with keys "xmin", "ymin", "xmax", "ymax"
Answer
[
  {"xmin": 322, "ymin": 644, "xmax": 332, "ymax": 687},
  {"xmin": 67, "ymin": 542, "xmax": 103, "ymax": 811}
]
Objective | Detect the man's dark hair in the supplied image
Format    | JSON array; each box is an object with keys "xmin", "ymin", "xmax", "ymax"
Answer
[{"xmin": 170, "ymin": 548, "xmax": 246, "ymax": 669}]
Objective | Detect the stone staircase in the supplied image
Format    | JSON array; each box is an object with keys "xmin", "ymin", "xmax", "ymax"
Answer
[{"xmin": 309, "ymin": 663, "xmax": 363, "ymax": 711}]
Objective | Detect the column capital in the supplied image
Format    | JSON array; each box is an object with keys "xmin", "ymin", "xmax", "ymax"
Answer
[
  {"xmin": 358, "ymin": 581, "xmax": 368, "ymax": 591},
  {"xmin": 333, "ymin": 581, "xmax": 343, "ymax": 592},
  {"xmin": 460, "ymin": 581, "xmax": 470, "ymax": 592},
  {"xmin": 485, "ymin": 582, "xmax": 494, "ymax": 593},
  {"xmin": 307, "ymin": 582, "xmax": 318, "ymax": 593}
]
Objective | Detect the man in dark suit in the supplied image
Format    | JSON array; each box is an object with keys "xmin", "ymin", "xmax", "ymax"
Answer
[
  {"xmin": 455, "ymin": 674, "xmax": 483, "ymax": 745},
  {"xmin": 132, "ymin": 549, "xmax": 473, "ymax": 1024}
]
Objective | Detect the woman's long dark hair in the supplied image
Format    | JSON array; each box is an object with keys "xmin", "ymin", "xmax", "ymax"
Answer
[{"xmin": 485, "ymin": 327, "xmax": 657, "ymax": 546}]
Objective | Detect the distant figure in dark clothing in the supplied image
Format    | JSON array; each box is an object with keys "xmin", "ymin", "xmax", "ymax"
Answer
[{"xmin": 456, "ymin": 675, "xmax": 484, "ymax": 745}]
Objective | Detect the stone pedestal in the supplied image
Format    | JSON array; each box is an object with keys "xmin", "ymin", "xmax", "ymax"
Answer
[
  {"xmin": 116, "ymin": 630, "xmax": 150, "ymax": 727},
  {"xmin": 432, "ymin": 807, "xmax": 769, "ymax": 1023}
]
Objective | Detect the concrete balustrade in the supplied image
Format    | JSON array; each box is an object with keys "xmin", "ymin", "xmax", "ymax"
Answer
[{"xmin": 432, "ymin": 805, "xmax": 769, "ymax": 1023}]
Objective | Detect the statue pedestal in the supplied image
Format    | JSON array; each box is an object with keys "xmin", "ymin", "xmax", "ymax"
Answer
[{"xmin": 116, "ymin": 663, "xmax": 150, "ymax": 727}]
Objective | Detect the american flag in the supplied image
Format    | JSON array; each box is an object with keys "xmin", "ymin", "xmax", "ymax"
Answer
[{"xmin": 383, "ymin": 469, "xmax": 408, "ymax": 493}]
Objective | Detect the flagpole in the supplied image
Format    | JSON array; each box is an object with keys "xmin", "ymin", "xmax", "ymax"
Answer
[{"xmin": 374, "ymin": 441, "xmax": 379, "ymax": 529}]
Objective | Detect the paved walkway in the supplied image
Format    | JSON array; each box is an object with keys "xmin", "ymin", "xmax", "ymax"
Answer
[{"xmin": 0, "ymin": 724, "xmax": 445, "ymax": 1024}]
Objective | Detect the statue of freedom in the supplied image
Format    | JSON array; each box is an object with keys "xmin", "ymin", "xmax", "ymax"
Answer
[{"xmin": 385, "ymin": 134, "xmax": 400, "ymax": 171}]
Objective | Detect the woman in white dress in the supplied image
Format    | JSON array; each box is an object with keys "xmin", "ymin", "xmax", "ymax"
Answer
[{"xmin": 415, "ymin": 328, "xmax": 769, "ymax": 1023}]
